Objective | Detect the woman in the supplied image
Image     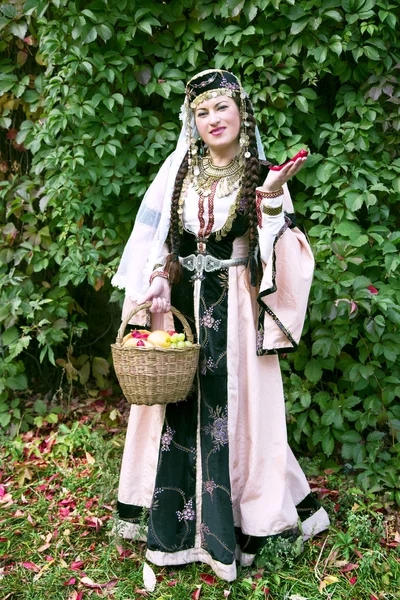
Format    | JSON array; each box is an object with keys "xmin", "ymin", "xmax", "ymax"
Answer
[{"xmin": 111, "ymin": 69, "xmax": 329, "ymax": 581}]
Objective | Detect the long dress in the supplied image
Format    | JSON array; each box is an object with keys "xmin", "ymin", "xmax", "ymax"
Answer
[{"xmin": 116, "ymin": 167, "xmax": 330, "ymax": 582}]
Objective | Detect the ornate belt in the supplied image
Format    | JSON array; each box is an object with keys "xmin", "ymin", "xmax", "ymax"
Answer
[{"xmin": 179, "ymin": 253, "xmax": 248, "ymax": 281}]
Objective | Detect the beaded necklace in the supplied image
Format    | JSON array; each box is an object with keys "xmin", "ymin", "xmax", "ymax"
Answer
[{"xmin": 178, "ymin": 154, "xmax": 244, "ymax": 244}]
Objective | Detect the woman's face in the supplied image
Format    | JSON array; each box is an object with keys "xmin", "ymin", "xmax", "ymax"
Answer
[{"xmin": 194, "ymin": 95, "xmax": 241, "ymax": 154}]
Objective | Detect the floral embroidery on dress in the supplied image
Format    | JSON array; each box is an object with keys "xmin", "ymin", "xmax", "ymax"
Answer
[
  {"xmin": 202, "ymin": 406, "xmax": 229, "ymax": 448},
  {"xmin": 203, "ymin": 479, "xmax": 217, "ymax": 497},
  {"xmin": 200, "ymin": 523, "xmax": 210, "ymax": 545},
  {"xmin": 176, "ymin": 499, "xmax": 195, "ymax": 522},
  {"xmin": 161, "ymin": 425, "xmax": 175, "ymax": 451},
  {"xmin": 200, "ymin": 306, "xmax": 221, "ymax": 331},
  {"xmin": 201, "ymin": 356, "xmax": 217, "ymax": 375},
  {"xmin": 151, "ymin": 487, "xmax": 163, "ymax": 511}
]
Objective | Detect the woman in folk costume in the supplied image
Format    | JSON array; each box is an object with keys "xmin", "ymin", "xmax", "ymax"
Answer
[{"xmin": 111, "ymin": 69, "xmax": 329, "ymax": 581}]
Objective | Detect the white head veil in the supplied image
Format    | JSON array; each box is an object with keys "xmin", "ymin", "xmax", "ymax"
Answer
[{"xmin": 111, "ymin": 71, "xmax": 266, "ymax": 302}]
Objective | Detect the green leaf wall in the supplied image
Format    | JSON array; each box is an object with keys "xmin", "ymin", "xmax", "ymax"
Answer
[{"xmin": 0, "ymin": 0, "xmax": 399, "ymax": 496}]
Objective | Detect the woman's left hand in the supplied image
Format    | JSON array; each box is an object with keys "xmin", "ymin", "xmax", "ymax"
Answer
[{"xmin": 260, "ymin": 156, "xmax": 307, "ymax": 192}]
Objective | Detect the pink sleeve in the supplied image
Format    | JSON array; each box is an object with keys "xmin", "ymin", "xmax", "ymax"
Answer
[{"xmin": 256, "ymin": 221, "xmax": 314, "ymax": 354}]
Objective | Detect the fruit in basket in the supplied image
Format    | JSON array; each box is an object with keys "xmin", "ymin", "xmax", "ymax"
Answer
[
  {"xmin": 147, "ymin": 330, "xmax": 172, "ymax": 348},
  {"xmin": 123, "ymin": 337, "xmax": 153, "ymax": 348},
  {"xmin": 123, "ymin": 330, "xmax": 150, "ymax": 345}
]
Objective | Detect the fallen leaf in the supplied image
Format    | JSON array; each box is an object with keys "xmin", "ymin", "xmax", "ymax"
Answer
[
  {"xmin": 143, "ymin": 563, "xmax": 156, "ymax": 592},
  {"xmin": 134, "ymin": 590, "xmax": 149, "ymax": 597},
  {"xmin": 200, "ymin": 573, "xmax": 217, "ymax": 585},
  {"xmin": 349, "ymin": 577, "xmax": 357, "ymax": 585},
  {"xmin": 167, "ymin": 579, "xmax": 178, "ymax": 586},
  {"xmin": 22, "ymin": 561, "xmax": 41, "ymax": 572},
  {"xmin": 67, "ymin": 592, "xmax": 84, "ymax": 600},
  {"xmin": 224, "ymin": 591, "xmax": 231, "ymax": 598},
  {"xmin": 370, "ymin": 596, "xmax": 378, "ymax": 600},
  {"xmin": 70, "ymin": 560, "xmax": 85, "ymax": 570},
  {"xmin": 333, "ymin": 560, "xmax": 348, "ymax": 567},
  {"xmin": 33, "ymin": 560, "xmax": 54, "ymax": 582},
  {"xmin": 37, "ymin": 542, "xmax": 51, "ymax": 553},
  {"xmin": 319, "ymin": 575, "xmax": 339, "ymax": 593},
  {"xmin": 192, "ymin": 586, "xmax": 202, "ymax": 600},
  {"xmin": 341, "ymin": 563, "xmax": 359, "ymax": 572},
  {"xmin": 64, "ymin": 577, "xmax": 77, "ymax": 586},
  {"xmin": 289, "ymin": 596, "xmax": 309, "ymax": 600},
  {"xmin": 85, "ymin": 451, "xmax": 95, "ymax": 465},
  {"xmin": 0, "ymin": 493, "xmax": 13, "ymax": 506},
  {"xmin": 80, "ymin": 576, "xmax": 117, "ymax": 589}
]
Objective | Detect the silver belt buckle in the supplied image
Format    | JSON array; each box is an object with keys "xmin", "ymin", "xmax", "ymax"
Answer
[
  {"xmin": 181, "ymin": 254, "xmax": 206, "ymax": 281},
  {"xmin": 205, "ymin": 255, "xmax": 222, "ymax": 272},
  {"xmin": 181, "ymin": 254, "xmax": 226, "ymax": 281}
]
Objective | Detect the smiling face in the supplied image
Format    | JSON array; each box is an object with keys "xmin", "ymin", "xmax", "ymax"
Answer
[{"xmin": 194, "ymin": 95, "xmax": 241, "ymax": 155}]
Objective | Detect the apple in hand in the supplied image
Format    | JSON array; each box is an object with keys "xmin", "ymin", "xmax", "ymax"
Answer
[{"xmin": 269, "ymin": 149, "xmax": 308, "ymax": 171}]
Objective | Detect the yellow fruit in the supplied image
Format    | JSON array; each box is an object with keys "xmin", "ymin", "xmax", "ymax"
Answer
[
  {"xmin": 123, "ymin": 337, "xmax": 138, "ymax": 347},
  {"xmin": 147, "ymin": 330, "xmax": 171, "ymax": 348},
  {"xmin": 123, "ymin": 332, "xmax": 133, "ymax": 344}
]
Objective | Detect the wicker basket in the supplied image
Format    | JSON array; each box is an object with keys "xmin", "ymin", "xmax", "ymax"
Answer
[{"xmin": 111, "ymin": 301, "xmax": 200, "ymax": 406}]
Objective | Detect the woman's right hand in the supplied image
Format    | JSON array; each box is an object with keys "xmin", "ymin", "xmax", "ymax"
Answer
[{"xmin": 142, "ymin": 276, "xmax": 171, "ymax": 313}]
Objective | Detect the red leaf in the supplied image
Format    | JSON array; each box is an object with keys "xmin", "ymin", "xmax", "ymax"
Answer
[
  {"xmin": 341, "ymin": 563, "xmax": 359, "ymax": 572},
  {"xmin": 367, "ymin": 285, "xmax": 378, "ymax": 295},
  {"xmin": 64, "ymin": 577, "xmax": 77, "ymax": 586},
  {"xmin": 67, "ymin": 593, "xmax": 83, "ymax": 600},
  {"xmin": 192, "ymin": 587, "xmax": 202, "ymax": 600},
  {"xmin": 167, "ymin": 580, "xmax": 177, "ymax": 586},
  {"xmin": 262, "ymin": 587, "xmax": 270, "ymax": 595},
  {"xmin": 80, "ymin": 577, "xmax": 118, "ymax": 590},
  {"xmin": 22, "ymin": 561, "xmax": 41, "ymax": 572},
  {"xmin": 200, "ymin": 574, "xmax": 217, "ymax": 585},
  {"xmin": 349, "ymin": 577, "xmax": 357, "ymax": 585},
  {"xmin": 134, "ymin": 590, "xmax": 149, "ymax": 597},
  {"xmin": 70, "ymin": 560, "xmax": 85, "ymax": 570},
  {"xmin": 0, "ymin": 537, "xmax": 8, "ymax": 542},
  {"xmin": 370, "ymin": 596, "xmax": 378, "ymax": 600}
]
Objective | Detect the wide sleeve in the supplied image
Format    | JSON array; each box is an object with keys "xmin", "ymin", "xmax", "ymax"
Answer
[{"xmin": 256, "ymin": 186, "xmax": 314, "ymax": 355}]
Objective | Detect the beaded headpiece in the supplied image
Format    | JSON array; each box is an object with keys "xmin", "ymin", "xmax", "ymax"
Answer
[{"xmin": 184, "ymin": 69, "xmax": 250, "ymax": 176}]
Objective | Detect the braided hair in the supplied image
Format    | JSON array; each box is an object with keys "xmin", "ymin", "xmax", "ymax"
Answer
[
  {"xmin": 239, "ymin": 98, "xmax": 263, "ymax": 287},
  {"xmin": 165, "ymin": 152, "xmax": 188, "ymax": 284}
]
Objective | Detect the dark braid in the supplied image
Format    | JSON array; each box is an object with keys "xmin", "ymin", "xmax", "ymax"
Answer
[
  {"xmin": 165, "ymin": 152, "xmax": 189, "ymax": 284},
  {"xmin": 240, "ymin": 99, "xmax": 262, "ymax": 287}
]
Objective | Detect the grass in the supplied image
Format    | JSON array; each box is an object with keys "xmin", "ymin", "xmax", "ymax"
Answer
[{"xmin": 0, "ymin": 395, "xmax": 399, "ymax": 600}]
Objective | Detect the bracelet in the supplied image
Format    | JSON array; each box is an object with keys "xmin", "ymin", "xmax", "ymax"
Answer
[
  {"xmin": 262, "ymin": 203, "xmax": 283, "ymax": 216},
  {"xmin": 149, "ymin": 269, "xmax": 169, "ymax": 285},
  {"xmin": 256, "ymin": 187, "xmax": 284, "ymax": 199}
]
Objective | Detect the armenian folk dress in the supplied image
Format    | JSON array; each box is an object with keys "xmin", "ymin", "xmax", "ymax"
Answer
[{"xmin": 116, "ymin": 157, "xmax": 329, "ymax": 582}]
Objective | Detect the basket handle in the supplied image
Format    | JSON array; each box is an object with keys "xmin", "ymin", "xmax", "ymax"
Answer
[{"xmin": 115, "ymin": 301, "xmax": 195, "ymax": 346}]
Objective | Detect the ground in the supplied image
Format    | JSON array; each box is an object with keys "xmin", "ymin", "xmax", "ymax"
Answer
[{"xmin": 0, "ymin": 394, "xmax": 399, "ymax": 600}]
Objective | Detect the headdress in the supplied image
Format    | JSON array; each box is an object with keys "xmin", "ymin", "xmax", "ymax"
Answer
[
  {"xmin": 183, "ymin": 70, "xmax": 251, "ymax": 177},
  {"xmin": 111, "ymin": 70, "xmax": 267, "ymax": 303}
]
